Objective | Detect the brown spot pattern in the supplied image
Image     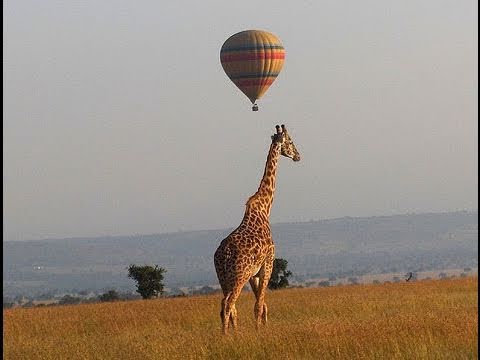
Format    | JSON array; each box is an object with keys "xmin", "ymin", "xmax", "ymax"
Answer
[{"xmin": 213, "ymin": 126, "xmax": 300, "ymax": 334}]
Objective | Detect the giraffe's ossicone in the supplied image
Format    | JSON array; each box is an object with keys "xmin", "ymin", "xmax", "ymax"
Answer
[{"xmin": 214, "ymin": 124, "xmax": 300, "ymax": 334}]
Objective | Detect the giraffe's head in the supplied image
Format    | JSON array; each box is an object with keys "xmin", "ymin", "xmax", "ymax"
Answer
[{"xmin": 271, "ymin": 124, "xmax": 301, "ymax": 162}]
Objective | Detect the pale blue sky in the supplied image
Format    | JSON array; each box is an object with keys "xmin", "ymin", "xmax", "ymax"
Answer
[{"xmin": 4, "ymin": 0, "xmax": 478, "ymax": 241}]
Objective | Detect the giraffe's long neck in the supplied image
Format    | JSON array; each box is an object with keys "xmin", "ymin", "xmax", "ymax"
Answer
[{"xmin": 245, "ymin": 141, "xmax": 281, "ymax": 219}]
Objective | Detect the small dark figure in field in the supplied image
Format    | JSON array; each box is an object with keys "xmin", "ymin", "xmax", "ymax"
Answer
[{"xmin": 214, "ymin": 125, "xmax": 300, "ymax": 334}]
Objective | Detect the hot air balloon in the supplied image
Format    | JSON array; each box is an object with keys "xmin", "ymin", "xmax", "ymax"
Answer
[{"xmin": 220, "ymin": 30, "xmax": 285, "ymax": 111}]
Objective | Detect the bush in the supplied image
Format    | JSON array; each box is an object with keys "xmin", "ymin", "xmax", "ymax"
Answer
[
  {"xmin": 268, "ymin": 258, "xmax": 292, "ymax": 290},
  {"xmin": 128, "ymin": 264, "xmax": 166, "ymax": 299}
]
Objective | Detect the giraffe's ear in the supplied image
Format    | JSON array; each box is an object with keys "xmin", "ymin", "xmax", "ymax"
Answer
[{"xmin": 271, "ymin": 135, "xmax": 275, "ymax": 141}]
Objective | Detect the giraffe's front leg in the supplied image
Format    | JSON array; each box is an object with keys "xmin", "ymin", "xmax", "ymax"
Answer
[
  {"xmin": 253, "ymin": 271, "xmax": 267, "ymax": 328},
  {"xmin": 250, "ymin": 276, "xmax": 267, "ymax": 323},
  {"xmin": 249, "ymin": 276, "xmax": 260, "ymax": 297}
]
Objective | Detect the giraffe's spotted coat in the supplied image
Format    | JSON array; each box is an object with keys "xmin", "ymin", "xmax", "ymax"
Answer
[{"xmin": 214, "ymin": 125, "xmax": 300, "ymax": 334}]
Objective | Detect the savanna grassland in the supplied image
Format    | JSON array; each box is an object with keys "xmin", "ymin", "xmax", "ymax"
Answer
[{"xmin": 4, "ymin": 277, "xmax": 478, "ymax": 360}]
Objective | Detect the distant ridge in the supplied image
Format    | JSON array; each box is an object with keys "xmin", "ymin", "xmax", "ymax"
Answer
[
  {"xmin": 3, "ymin": 211, "xmax": 477, "ymax": 296},
  {"xmin": 6, "ymin": 209, "xmax": 477, "ymax": 243}
]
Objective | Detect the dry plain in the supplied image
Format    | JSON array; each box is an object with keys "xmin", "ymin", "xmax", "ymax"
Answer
[{"xmin": 3, "ymin": 277, "xmax": 478, "ymax": 360}]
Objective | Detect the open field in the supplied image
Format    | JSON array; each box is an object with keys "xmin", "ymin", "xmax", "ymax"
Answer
[{"xmin": 3, "ymin": 277, "xmax": 477, "ymax": 360}]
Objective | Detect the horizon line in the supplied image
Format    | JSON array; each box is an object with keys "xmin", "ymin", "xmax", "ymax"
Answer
[{"xmin": 4, "ymin": 209, "xmax": 477, "ymax": 243}]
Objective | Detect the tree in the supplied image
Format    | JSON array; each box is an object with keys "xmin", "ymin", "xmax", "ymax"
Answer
[
  {"xmin": 99, "ymin": 290, "xmax": 119, "ymax": 302},
  {"xmin": 127, "ymin": 264, "xmax": 166, "ymax": 299},
  {"xmin": 268, "ymin": 258, "xmax": 292, "ymax": 290}
]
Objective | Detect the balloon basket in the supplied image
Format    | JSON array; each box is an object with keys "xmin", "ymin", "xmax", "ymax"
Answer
[{"xmin": 252, "ymin": 104, "xmax": 259, "ymax": 111}]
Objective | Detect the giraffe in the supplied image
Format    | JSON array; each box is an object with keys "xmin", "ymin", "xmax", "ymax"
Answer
[{"xmin": 214, "ymin": 124, "xmax": 301, "ymax": 334}]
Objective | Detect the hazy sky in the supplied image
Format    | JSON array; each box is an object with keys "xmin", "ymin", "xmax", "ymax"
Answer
[{"xmin": 4, "ymin": 0, "xmax": 478, "ymax": 241}]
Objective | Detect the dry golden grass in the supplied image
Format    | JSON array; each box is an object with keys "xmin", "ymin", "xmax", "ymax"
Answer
[{"xmin": 4, "ymin": 277, "xmax": 478, "ymax": 360}]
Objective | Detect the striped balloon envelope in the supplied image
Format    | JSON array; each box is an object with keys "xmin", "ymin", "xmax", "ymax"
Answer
[{"xmin": 220, "ymin": 30, "xmax": 285, "ymax": 111}]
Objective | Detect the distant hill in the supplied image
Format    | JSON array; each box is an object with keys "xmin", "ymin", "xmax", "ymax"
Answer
[{"xmin": 3, "ymin": 211, "xmax": 477, "ymax": 296}]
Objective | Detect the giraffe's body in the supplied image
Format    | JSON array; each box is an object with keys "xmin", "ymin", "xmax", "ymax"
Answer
[{"xmin": 214, "ymin": 125, "xmax": 300, "ymax": 334}]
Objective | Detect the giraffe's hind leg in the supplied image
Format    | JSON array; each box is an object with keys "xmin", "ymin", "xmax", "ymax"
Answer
[
  {"xmin": 220, "ymin": 293, "xmax": 228, "ymax": 332},
  {"xmin": 219, "ymin": 282, "xmax": 238, "ymax": 333},
  {"xmin": 221, "ymin": 299, "xmax": 237, "ymax": 330},
  {"xmin": 216, "ymin": 253, "xmax": 235, "ymax": 333},
  {"xmin": 254, "ymin": 250, "xmax": 274, "ymax": 328},
  {"xmin": 220, "ymin": 293, "xmax": 238, "ymax": 333},
  {"xmin": 222, "ymin": 279, "xmax": 248, "ymax": 334}
]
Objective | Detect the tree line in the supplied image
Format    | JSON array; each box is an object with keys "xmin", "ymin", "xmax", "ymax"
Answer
[
  {"xmin": 4, "ymin": 265, "xmax": 473, "ymax": 308},
  {"xmin": 127, "ymin": 259, "xmax": 293, "ymax": 299}
]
